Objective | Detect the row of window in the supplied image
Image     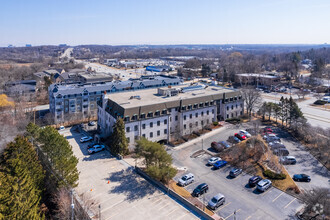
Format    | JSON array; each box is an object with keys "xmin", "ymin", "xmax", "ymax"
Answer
[
  {"xmin": 226, "ymin": 104, "xmax": 243, "ymax": 111},
  {"xmin": 183, "ymin": 109, "xmax": 214, "ymax": 120},
  {"xmin": 183, "ymin": 119, "xmax": 210, "ymax": 129},
  {"xmin": 124, "ymin": 110, "xmax": 168, "ymax": 122},
  {"xmin": 127, "ymin": 129, "xmax": 168, "ymax": 142},
  {"xmin": 126, "ymin": 120, "xmax": 168, "ymax": 132},
  {"xmin": 226, "ymin": 111, "xmax": 243, "ymax": 118}
]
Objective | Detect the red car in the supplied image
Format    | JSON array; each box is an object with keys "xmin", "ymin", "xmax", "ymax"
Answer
[
  {"xmin": 264, "ymin": 127, "xmax": 273, "ymax": 133},
  {"xmin": 235, "ymin": 133, "xmax": 246, "ymax": 140}
]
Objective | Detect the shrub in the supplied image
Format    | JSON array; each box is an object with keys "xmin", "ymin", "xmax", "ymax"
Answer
[
  {"xmin": 213, "ymin": 121, "xmax": 219, "ymax": 126},
  {"xmin": 314, "ymin": 100, "xmax": 327, "ymax": 105},
  {"xmin": 263, "ymin": 169, "xmax": 286, "ymax": 180},
  {"xmin": 225, "ymin": 118, "xmax": 241, "ymax": 124}
]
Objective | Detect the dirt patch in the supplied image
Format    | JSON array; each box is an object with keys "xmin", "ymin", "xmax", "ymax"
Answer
[{"xmin": 190, "ymin": 150, "xmax": 206, "ymax": 158}]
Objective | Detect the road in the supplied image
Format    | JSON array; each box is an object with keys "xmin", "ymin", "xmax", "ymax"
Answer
[
  {"xmin": 261, "ymin": 92, "xmax": 330, "ymax": 129},
  {"xmin": 168, "ymin": 123, "xmax": 304, "ymax": 220},
  {"xmin": 60, "ymin": 47, "xmax": 73, "ymax": 59}
]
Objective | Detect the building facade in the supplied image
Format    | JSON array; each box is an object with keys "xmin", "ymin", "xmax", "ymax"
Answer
[
  {"xmin": 97, "ymin": 84, "xmax": 244, "ymax": 149},
  {"xmin": 49, "ymin": 75, "xmax": 182, "ymax": 123}
]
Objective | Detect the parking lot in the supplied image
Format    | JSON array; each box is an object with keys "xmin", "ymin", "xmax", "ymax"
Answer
[
  {"xmin": 60, "ymin": 128, "xmax": 198, "ymax": 220},
  {"xmin": 170, "ymin": 123, "xmax": 304, "ymax": 220}
]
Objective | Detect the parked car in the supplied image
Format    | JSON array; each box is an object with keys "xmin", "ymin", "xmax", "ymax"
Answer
[
  {"xmin": 239, "ymin": 130, "xmax": 251, "ymax": 138},
  {"xmin": 264, "ymin": 90, "xmax": 271, "ymax": 93},
  {"xmin": 280, "ymin": 156, "xmax": 297, "ymax": 165},
  {"xmin": 178, "ymin": 173, "xmax": 195, "ymax": 186},
  {"xmin": 229, "ymin": 168, "xmax": 243, "ymax": 178},
  {"xmin": 273, "ymin": 148, "xmax": 289, "ymax": 156},
  {"xmin": 293, "ymin": 174, "xmax": 311, "ymax": 182},
  {"xmin": 219, "ymin": 141, "xmax": 231, "ymax": 149},
  {"xmin": 269, "ymin": 141, "xmax": 285, "ymax": 150},
  {"xmin": 263, "ymin": 127, "xmax": 273, "ymax": 133},
  {"xmin": 88, "ymin": 121, "xmax": 96, "ymax": 126},
  {"xmin": 87, "ymin": 142, "xmax": 96, "ymax": 149},
  {"xmin": 211, "ymin": 142, "xmax": 224, "ymax": 152},
  {"xmin": 192, "ymin": 183, "xmax": 209, "ymax": 197},
  {"xmin": 265, "ymin": 134, "xmax": 280, "ymax": 143},
  {"xmin": 208, "ymin": 157, "xmax": 221, "ymax": 166},
  {"xmin": 249, "ymin": 176, "xmax": 262, "ymax": 187},
  {"xmin": 213, "ymin": 160, "xmax": 227, "ymax": 169},
  {"xmin": 228, "ymin": 136, "xmax": 241, "ymax": 144},
  {"xmin": 88, "ymin": 145, "xmax": 105, "ymax": 154},
  {"xmin": 80, "ymin": 136, "xmax": 93, "ymax": 143},
  {"xmin": 235, "ymin": 133, "xmax": 246, "ymax": 141},
  {"xmin": 59, "ymin": 126, "xmax": 65, "ymax": 130},
  {"xmin": 257, "ymin": 179, "xmax": 272, "ymax": 192},
  {"xmin": 207, "ymin": 193, "xmax": 225, "ymax": 210}
]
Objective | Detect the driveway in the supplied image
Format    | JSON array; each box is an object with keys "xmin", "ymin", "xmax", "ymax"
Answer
[{"xmin": 61, "ymin": 128, "xmax": 198, "ymax": 220}]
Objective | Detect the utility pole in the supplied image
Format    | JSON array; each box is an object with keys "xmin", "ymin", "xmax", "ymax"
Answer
[
  {"xmin": 71, "ymin": 190, "xmax": 74, "ymax": 220},
  {"xmin": 99, "ymin": 204, "xmax": 101, "ymax": 220}
]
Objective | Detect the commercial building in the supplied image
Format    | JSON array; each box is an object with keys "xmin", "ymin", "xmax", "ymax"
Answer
[
  {"xmin": 97, "ymin": 83, "xmax": 243, "ymax": 148},
  {"xmin": 5, "ymin": 80, "xmax": 36, "ymax": 97},
  {"xmin": 49, "ymin": 75, "xmax": 182, "ymax": 123},
  {"xmin": 146, "ymin": 65, "xmax": 172, "ymax": 72},
  {"xmin": 235, "ymin": 73, "xmax": 281, "ymax": 87}
]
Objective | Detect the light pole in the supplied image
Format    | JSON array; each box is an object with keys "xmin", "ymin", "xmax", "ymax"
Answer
[
  {"xmin": 71, "ymin": 190, "xmax": 74, "ymax": 220},
  {"xmin": 202, "ymin": 138, "xmax": 204, "ymax": 151},
  {"xmin": 99, "ymin": 204, "xmax": 101, "ymax": 220}
]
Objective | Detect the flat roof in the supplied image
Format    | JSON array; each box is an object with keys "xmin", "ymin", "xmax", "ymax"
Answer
[
  {"xmin": 105, "ymin": 84, "xmax": 238, "ymax": 109},
  {"xmin": 79, "ymin": 72, "xmax": 112, "ymax": 79}
]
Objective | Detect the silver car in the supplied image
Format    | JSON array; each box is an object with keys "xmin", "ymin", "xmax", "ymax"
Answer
[
  {"xmin": 178, "ymin": 173, "xmax": 194, "ymax": 186},
  {"xmin": 257, "ymin": 179, "xmax": 272, "ymax": 192},
  {"xmin": 207, "ymin": 193, "xmax": 225, "ymax": 210}
]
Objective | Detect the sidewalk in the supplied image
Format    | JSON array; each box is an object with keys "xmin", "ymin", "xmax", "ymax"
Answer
[{"xmin": 171, "ymin": 124, "xmax": 227, "ymax": 151}]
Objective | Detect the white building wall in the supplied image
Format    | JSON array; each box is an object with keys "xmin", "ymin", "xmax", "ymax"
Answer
[{"xmin": 222, "ymin": 100, "xmax": 244, "ymax": 119}]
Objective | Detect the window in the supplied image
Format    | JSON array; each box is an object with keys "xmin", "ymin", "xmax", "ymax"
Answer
[
  {"xmin": 142, "ymin": 124, "xmax": 146, "ymax": 129},
  {"xmin": 150, "ymin": 122, "xmax": 153, "ymax": 127},
  {"xmin": 188, "ymin": 105, "xmax": 192, "ymax": 110},
  {"xmin": 236, "ymin": 112, "xmax": 238, "ymax": 117},
  {"xmin": 162, "ymin": 109, "xmax": 167, "ymax": 114},
  {"xmin": 157, "ymin": 130, "xmax": 160, "ymax": 136},
  {"xmin": 181, "ymin": 106, "xmax": 186, "ymax": 111},
  {"xmin": 236, "ymin": 104, "xmax": 238, "ymax": 109},
  {"xmin": 231, "ymin": 105, "xmax": 234, "ymax": 110},
  {"xmin": 124, "ymin": 116, "xmax": 130, "ymax": 122},
  {"xmin": 227, "ymin": 114, "xmax": 229, "ymax": 118},
  {"xmin": 241, "ymin": 111, "xmax": 243, "ymax": 115},
  {"xmin": 194, "ymin": 104, "xmax": 198, "ymax": 109},
  {"xmin": 190, "ymin": 114, "xmax": 192, "ymax": 119},
  {"xmin": 157, "ymin": 121, "xmax": 160, "ymax": 126},
  {"xmin": 147, "ymin": 112, "xmax": 153, "ymax": 117},
  {"xmin": 164, "ymin": 119, "xmax": 167, "ymax": 124},
  {"xmin": 201, "ymin": 120, "xmax": 204, "ymax": 125},
  {"xmin": 142, "ymin": 134, "xmax": 146, "ymax": 138},
  {"xmin": 195, "ymin": 113, "xmax": 198, "ymax": 118},
  {"xmin": 212, "ymin": 109, "xmax": 214, "ymax": 114},
  {"xmin": 184, "ymin": 115, "xmax": 186, "ymax": 120},
  {"xmin": 195, "ymin": 121, "xmax": 198, "ymax": 126},
  {"xmin": 155, "ymin": 111, "xmax": 160, "ymax": 116},
  {"xmin": 168, "ymin": 108, "xmax": 172, "ymax": 113},
  {"xmin": 207, "ymin": 110, "xmax": 209, "ymax": 115},
  {"xmin": 134, "ymin": 125, "xmax": 138, "ymax": 131},
  {"xmin": 199, "ymin": 103, "xmax": 203, "ymax": 107},
  {"xmin": 164, "ymin": 129, "xmax": 167, "ymax": 134},
  {"xmin": 126, "ymin": 127, "xmax": 130, "ymax": 132},
  {"xmin": 227, "ymin": 106, "xmax": 229, "ymax": 111},
  {"xmin": 184, "ymin": 124, "xmax": 186, "ymax": 129},
  {"xmin": 150, "ymin": 132, "xmax": 153, "ymax": 138},
  {"xmin": 140, "ymin": 113, "xmax": 145, "ymax": 119},
  {"xmin": 201, "ymin": 111, "xmax": 204, "ymax": 116},
  {"xmin": 207, "ymin": 119, "xmax": 209, "ymax": 124},
  {"xmin": 175, "ymin": 115, "xmax": 178, "ymax": 121}
]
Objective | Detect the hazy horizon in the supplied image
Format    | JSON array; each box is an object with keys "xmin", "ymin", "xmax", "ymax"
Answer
[{"xmin": 1, "ymin": 0, "xmax": 329, "ymax": 46}]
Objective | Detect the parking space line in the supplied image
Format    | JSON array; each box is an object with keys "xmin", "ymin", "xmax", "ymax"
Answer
[
  {"xmin": 284, "ymin": 198, "xmax": 296, "ymax": 209},
  {"xmin": 261, "ymin": 189, "xmax": 272, "ymax": 196},
  {"xmin": 158, "ymin": 203, "xmax": 171, "ymax": 211},
  {"xmin": 224, "ymin": 209, "xmax": 241, "ymax": 220},
  {"xmin": 272, "ymin": 192, "xmax": 284, "ymax": 202},
  {"xmin": 218, "ymin": 202, "xmax": 231, "ymax": 210},
  {"xmin": 245, "ymin": 215, "xmax": 252, "ymax": 220},
  {"xmin": 166, "ymin": 207, "xmax": 180, "ymax": 216}
]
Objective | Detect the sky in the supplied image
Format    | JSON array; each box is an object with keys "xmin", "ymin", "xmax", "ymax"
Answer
[{"xmin": 0, "ymin": 0, "xmax": 330, "ymax": 46}]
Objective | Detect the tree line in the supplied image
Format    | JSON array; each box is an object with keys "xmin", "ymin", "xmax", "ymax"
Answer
[{"xmin": 0, "ymin": 123, "xmax": 79, "ymax": 219}]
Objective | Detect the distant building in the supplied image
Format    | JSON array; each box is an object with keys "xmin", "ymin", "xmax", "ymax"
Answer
[
  {"xmin": 146, "ymin": 65, "xmax": 172, "ymax": 72},
  {"xmin": 5, "ymin": 80, "xmax": 36, "ymax": 97},
  {"xmin": 78, "ymin": 72, "xmax": 113, "ymax": 84},
  {"xmin": 49, "ymin": 75, "xmax": 183, "ymax": 123},
  {"xmin": 235, "ymin": 73, "xmax": 281, "ymax": 87},
  {"xmin": 97, "ymin": 84, "xmax": 243, "ymax": 148},
  {"xmin": 105, "ymin": 59, "xmax": 119, "ymax": 67}
]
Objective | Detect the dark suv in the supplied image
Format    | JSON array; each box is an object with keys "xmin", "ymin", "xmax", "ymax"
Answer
[
  {"xmin": 248, "ymin": 176, "xmax": 262, "ymax": 187},
  {"xmin": 192, "ymin": 183, "xmax": 209, "ymax": 197},
  {"xmin": 229, "ymin": 168, "xmax": 242, "ymax": 178}
]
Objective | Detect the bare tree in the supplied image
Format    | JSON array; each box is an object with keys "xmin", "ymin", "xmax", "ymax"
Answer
[
  {"xmin": 299, "ymin": 187, "xmax": 330, "ymax": 219},
  {"xmin": 240, "ymin": 86, "xmax": 262, "ymax": 119}
]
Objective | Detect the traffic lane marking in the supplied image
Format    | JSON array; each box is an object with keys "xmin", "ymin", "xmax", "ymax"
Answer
[
  {"xmin": 272, "ymin": 191, "xmax": 285, "ymax": 202},
  {"xmin": 224, "ymin": 209, "xmax": 241, "ymax": 220},
  {"xmin": 284, "ymin": 198, "xmax": 297, "ymax": 209},
  {"xmin": 260, "ymin": 189, "xmax": 273, "ymax": 197}
]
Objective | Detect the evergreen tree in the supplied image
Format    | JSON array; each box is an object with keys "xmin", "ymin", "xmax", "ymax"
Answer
[
  {"xmin": 0, "ymin": 137, "xmax": 45, "ymax": 220},
  {"xmin": 110, "ymin": 118, "xmax": 129, "ymax": 156}
]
